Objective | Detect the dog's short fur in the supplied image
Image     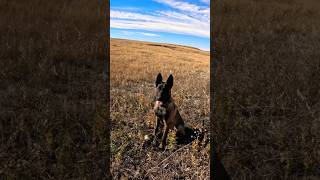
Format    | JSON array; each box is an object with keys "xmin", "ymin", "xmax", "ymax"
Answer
[{"xmin": 153, "ymin": 73, "xmax": 185, "ymax": 149}]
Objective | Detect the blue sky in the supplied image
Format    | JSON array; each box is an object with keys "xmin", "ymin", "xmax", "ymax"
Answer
[{"xmin": 110, "ymin": 0, "xmax": 210, "ymax": 51}]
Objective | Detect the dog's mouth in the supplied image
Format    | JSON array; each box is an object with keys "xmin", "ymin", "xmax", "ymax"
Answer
[
  {"xmin": 154, "ymin": 101, "xmax": 166, "ymax": 116},
  {"xmin": 155, "ymin": 100, "xmax": 163, "ymax": 107}
]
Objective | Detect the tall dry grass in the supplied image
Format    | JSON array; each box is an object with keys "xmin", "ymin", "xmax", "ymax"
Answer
[
  {"xmin": 212, "ymin": 0, "xmax": 320, "ymax": 179},
  {"xmin": 0, "ymin": 0, "xmax": 108, "ymax": 179},
  {"xmin": 110, "ymin": 38, "xmax": 210, "ymax": 179}
]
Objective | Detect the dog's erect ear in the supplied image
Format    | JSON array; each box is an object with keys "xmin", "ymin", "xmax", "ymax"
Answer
[
  {"xmin": 155, "ymin": 73, "xmax": 162, "ymax": 87},
  {"xmin": 166, "ymin": 74, "xmax": 173, "ymax": 89}
]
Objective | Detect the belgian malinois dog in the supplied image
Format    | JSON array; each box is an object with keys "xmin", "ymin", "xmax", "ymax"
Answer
[{"xmin": 153, "ymin": 73, "xmax": 185, "ymax": 150}]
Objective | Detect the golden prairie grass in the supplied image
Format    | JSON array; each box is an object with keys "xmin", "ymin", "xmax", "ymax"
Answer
[
  {"xmin": 0, "ymin": 0, "xmax": 107, "ymax": 179},
  {"xmin": 212, "ymin": 0, "xmax": 320, "ymax": 179},
  {"xmin": 110, "ymin": 38, "xmax": 210, "ymax": 179}
]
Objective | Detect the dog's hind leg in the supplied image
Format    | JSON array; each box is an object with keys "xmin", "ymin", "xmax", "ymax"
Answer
[{"xmin": 175, "ymin": 111, "xmax": 185, "ymax": 136}]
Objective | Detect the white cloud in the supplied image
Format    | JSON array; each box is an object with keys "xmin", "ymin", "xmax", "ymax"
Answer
[
  {"xmin": 119, "ymin": 30, "xmax": 135, "ymax": 36},
  {"xmin": 110, "ymin": 0, "xmax": 209, "ymax": 38},
  {"xmin": 111, "ymin": 11, "xmax": 156, "ymax": 22},
  {"xmin": 153, "ymin": 0, "xmax": 209, "ymax": 14},
  {"xmin": 110, "ymin": 10, "xmax": 209, "ymax": 38},
  {"xmin": 140, "ymin": 32, "xmax": 160, "ymax": 37},
  {"xmin": 118, "ymin": 30, "xmax": 160, "ymax": 37}
]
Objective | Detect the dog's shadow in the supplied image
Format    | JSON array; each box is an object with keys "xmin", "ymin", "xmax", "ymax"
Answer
[
  {"xmin": 143, "ymin": 126, "xmax": 208, "ymax": 150},
  {"xmin": 176, "ymin": 126, "xmax": 204, "ymax": 145}
]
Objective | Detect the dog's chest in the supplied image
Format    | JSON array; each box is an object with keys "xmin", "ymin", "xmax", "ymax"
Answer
[{"xmin": 162, "ymin": 103, "xmax": 177, "ymax": 128}]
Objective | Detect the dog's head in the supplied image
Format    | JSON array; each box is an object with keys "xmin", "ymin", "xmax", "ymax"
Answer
[
  {"xmin": 154, "ymin": 73, "xmax": 173, "ymax": 104},
  {"xmin": 153, "ymin": 73, "xmax": 173, "ymax": 116}
]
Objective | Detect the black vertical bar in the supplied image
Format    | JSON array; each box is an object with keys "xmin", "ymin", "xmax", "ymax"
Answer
[
  {"xmin": 210, "ymin": 0, "xmax": 231, "ymax": 179},
  {"xmin": 102, "ymin": 0, "xmax": 111, "ymax": 179}
]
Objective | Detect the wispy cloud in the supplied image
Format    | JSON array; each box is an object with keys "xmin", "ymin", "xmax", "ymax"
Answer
[
  {"xmin": 119, "ymin": 30, "xmax": 135, "ymax": 36},
  {"xmin": 111, "ymin": 10, "xmax": 209, "ymax": 38},
  {"xmin": 140, "ymin": 32, "xmax": 160, "ymax": 37},
  {"xmin": 110, "ymin": 0, "xmax": 209, "ymax": 38},
  {"xmin": 153, "ymin": 0, "xmax": 209, "ymax": 14},
  {"xmin": 118, "ymin": 30, "xmax": 160, "ymax": 37},
  {"xmin": 111, "ymin": 6, "xmax": 141, "ymax": 11}
]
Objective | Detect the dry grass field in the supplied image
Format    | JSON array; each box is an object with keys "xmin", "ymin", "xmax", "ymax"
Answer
[
  {"xmin": 212, "ymin": 0, "xmax": 320, "ymax": 179},
  {"xmin": 110, "ymin": 38, "xmax": 210, "ymax": 179},
  {"xmin": 1, "ymin": 0, "xmax": 108, "ymax": 179}
]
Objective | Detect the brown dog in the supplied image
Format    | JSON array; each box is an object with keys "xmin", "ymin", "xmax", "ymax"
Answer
[{"xmin": 153, "ymin": 73, "xmax": 185, "ymax": 150}]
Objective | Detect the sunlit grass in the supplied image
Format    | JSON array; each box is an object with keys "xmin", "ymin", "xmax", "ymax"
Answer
[{"xmin": 110, "ymin": 38, "xmax": 210, "ymax": 179}]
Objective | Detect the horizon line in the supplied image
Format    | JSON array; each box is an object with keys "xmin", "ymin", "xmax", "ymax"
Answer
[{"xmin": 110, "ymin": 37, "xmax": 210, "ymax": 52}]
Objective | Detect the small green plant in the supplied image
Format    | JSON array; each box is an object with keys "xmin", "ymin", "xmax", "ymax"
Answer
[
  {"xmin": 115, "ymin": 144, "xmax": 126, "ymax": 162},
  {"xmin": 167, "ymin": 131, "xmax": 176, "ymax": 151}
]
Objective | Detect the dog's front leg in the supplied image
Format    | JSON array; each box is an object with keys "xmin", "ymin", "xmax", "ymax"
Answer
[
  {"xmin": 152, "ymin": 117, "xmax": 161, "ymax": 146},
  {"xmin": 161, "ymin": 123, "xmax": 169, "ymax": 150}
]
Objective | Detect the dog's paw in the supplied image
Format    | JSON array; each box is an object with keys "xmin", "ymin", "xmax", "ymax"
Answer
[
  {"xmin": 152, "ymin": 138, "xmax": 157, "ymax": 145},
  {"xmin": 152, "ymin": 140, "xmax": 159, "ymax": 149},
  {"xmin": 159, "ymin": 144, "xmax": 167, "ymax": 151}
]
